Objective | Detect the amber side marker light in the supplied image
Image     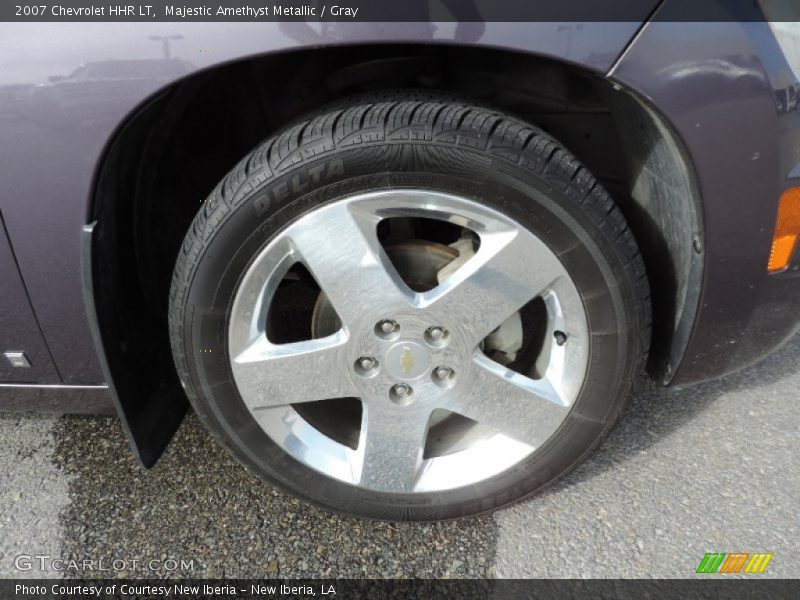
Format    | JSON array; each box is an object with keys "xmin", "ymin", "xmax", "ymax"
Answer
[{"xmin": 768, "ymin": 187, "xmax": 800, "ymax": 273}]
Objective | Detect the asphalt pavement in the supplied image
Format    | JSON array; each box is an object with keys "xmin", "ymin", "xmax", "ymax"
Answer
[{"xmin": 1, "ymin": 334, "xmax": 798, "ymax": 579}]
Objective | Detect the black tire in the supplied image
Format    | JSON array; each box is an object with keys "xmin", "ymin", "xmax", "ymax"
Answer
[{"xmin": 169, "ymin": 93, "xmax": 651, "ymax": 521}]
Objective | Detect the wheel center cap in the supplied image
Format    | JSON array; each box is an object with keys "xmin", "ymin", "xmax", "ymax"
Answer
[{"xmin": 385, "ymin": 341, "xmax": 430, "ymax": 380}]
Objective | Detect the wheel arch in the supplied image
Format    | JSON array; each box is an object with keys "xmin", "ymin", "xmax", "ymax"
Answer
[{"xmin": 86, "ymin": 44, "xmax": 703, "ymax": 466}]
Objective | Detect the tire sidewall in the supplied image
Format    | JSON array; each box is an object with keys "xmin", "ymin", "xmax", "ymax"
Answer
[{"xmin": 176, "ymin": 142, "xmax": 640, "ymax": 520}]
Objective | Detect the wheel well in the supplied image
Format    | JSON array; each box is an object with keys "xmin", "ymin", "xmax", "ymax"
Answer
[{"xmin": 91, "ymin": 44, "xmax": 702, "ymax": 464}]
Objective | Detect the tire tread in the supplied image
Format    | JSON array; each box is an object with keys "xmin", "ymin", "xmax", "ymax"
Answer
[{"xmin": 169, "ymin": 92, "xmax": 652, "ymax": 520}]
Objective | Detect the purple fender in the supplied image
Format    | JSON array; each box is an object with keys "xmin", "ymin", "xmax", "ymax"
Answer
[
  {"xmin": 0, "ymin": 22, "xmax": 647, "ymax": 387},
  {"xmin": 611, "ymin": 19, "xmax": 800, "ymax": 384}
]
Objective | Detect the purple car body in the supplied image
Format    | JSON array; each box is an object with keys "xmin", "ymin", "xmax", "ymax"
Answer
[{"xmin": 1, "ymin": 4, "xmax": 799, "ymax": 464}]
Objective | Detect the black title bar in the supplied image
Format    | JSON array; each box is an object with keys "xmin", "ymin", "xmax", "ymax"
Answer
[{"xmin": 3, "ymin": 0, "xmax": 800, "ymax": 23}]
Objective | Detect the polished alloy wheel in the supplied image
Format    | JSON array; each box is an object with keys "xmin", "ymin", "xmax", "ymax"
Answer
[
  {"xmin": 228, "ymin": 190, "xmax": 589, "ymax": 493},
  {"xmin": 171, "ymin": 95, "xmax": 650, "ymax": 519}
]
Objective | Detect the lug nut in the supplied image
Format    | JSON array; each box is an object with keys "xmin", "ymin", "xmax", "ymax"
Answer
[
  {"xmin": 375, "ymin": 319, "xmax": 400, "ymax": 339},
  {"xmin": 424, "ymin": 326, "xmax": 449, "ymax": 346},
  {"xmin": 435, "ymin": 366, "xmax": 453, "ymax": 380},
  {"xmin": 429, "ymin": 327, "xmax": 445, "ymax": 340},
  {"xmin": 389, "ymin": 383, "xmax": 414, "ymax": 405},
  {"xmin": 393, "ymin": 383, "xmax": 410, "ymax": 397},
  {"xmin": 355, "ymin": 356, "xmax": 378, "ymax": 377},
  {"xmin": 554, "ymin": 331, "xmax": 568, "ymax": 346},
  {"xmin": 432, "ymin": 365, "xmax": 456, "ymax": 389},
  {"xmin": 379, "ymin": 320, "xmax": 398, "ymax": 333}
]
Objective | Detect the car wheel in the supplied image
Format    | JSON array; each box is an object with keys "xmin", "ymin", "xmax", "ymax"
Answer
[{"xmin": 169, "ymin": 94, "xmax": 651, "ymax": 520}]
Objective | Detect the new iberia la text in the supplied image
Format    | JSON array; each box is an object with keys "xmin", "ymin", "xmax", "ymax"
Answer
[{"xmin": 175, "ymin": 583, "xmax": 337, "ymax": 596}]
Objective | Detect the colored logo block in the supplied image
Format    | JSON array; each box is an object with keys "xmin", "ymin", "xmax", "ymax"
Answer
[{"xmin": 696, "ymin": 552, "xmax": 773, "ymax": 574}]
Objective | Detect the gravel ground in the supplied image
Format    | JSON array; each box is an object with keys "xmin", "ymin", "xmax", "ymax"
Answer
[
  {"xmin": 0, "ymin": 333, "xmax": 798, "ymax": 579},
  {"xmin": 0, "ymin": 415, "xmax": 69, "ymax": 578}
]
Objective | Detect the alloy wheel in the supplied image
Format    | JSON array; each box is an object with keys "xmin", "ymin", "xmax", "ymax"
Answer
[{"xmin": 227, "ymin": 189, "xmax": 589, "ymax": 494}]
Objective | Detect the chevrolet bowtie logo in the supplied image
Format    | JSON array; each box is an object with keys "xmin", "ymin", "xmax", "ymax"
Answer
[{"xmin": 400, "ymin": 346, "xmax": 414, "ymax": 375}]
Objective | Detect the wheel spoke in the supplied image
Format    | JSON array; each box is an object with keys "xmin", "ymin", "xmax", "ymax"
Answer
[
  {"xmin": 289, "ymin": 202, "xmax": 415, "ymax": 327},
  {"xmin": 357, "ymin": 403, "xmax": 431, "ymax": 493},
  {"xmin": 422, "ymin": 228, "xmax": 563, "ymax": 347},
  {"xmin": 231, "ymin": 333, "xmax": 352, "ymax": 409},
  {"xmin": 450, "ymin": 353, "xmax": 571, "ymax": 448}
]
